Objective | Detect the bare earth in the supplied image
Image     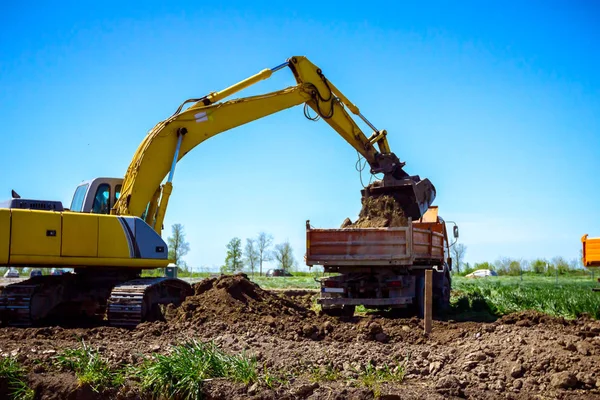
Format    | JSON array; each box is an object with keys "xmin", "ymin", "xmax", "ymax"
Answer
[{"xmin": 0, "ymin": 274, "xmax": 599, "ymax": 399}]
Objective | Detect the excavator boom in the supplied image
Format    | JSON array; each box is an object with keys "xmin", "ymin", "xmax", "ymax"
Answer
[{"xmin": 114, "ymin": 56, "xmax": 436, "ymax": 230}]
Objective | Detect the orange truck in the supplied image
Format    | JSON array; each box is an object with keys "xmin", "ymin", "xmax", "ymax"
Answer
[
  {"xmin": 581, "ymin": 234, "xmax": 600, "ymax": 291},
  {"xmin": 305, "ymin": 206, "xmax": 458, "ymax": 317}
]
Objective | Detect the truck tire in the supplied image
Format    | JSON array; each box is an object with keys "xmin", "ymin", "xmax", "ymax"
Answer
[
  {"xmin": 434, "ymin": 272, "xmax": 451, "ymax": 314},
  {"xmin": 414, "ymin": 272, "xmax": 425, "ymax": 318}
]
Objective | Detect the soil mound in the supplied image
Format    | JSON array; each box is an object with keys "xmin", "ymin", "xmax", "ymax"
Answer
[
  {"xmin": 165, "ymin": 274, "xmax": 310, "ymax": 326},
  {"xmin": 343, "ymin": 183, "xmax": 409, "ymax": 228}
]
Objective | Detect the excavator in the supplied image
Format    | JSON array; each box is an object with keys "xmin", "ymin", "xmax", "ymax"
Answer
[{"xmin": 0, "ymin": 56, "xmax": 436, "ymax": 327}]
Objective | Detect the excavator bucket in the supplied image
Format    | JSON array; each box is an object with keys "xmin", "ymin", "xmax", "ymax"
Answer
[{"xmin": 361, "ymin": 177, "xmax": 436, "ymax": 220}]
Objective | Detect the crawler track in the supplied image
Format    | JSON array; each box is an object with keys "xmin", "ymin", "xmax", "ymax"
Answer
[
  {"xmin": 0, "ymin": 282, "xmax": 37, "ymax": 326},
  {"xmin": 107, "ymin": 277, "xmax": 192, "ymax": 328},
  {"xmin": 0, "ymin": 275, "xmax": 192, "ymax": 328}
]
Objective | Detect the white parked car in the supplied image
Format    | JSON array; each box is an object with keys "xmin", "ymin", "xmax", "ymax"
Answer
[
  {"xmin": 465, "ymin": 269, "xmax": 498, "ymax": 278},
  {"xmin": 4, "ymin": 268, "xmax": 19, "ymax": 278}
]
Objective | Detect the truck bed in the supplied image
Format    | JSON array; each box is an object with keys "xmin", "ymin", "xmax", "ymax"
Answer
[
  {"xmin": 582, "ymin": 234, "xmax": 600, "ymax": 267},
  {"xmin": 305, "ymin": 221, "xmax": 445, "ymax": 267}
]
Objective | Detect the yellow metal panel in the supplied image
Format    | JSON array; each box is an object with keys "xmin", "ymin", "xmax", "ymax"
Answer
[
  {"xmin": 61, "ymin": 212, "xmax": 98, "ymax": 257},
  {"xmin": 10, "ymin": 210, "xmax": 61, "ymax": 256},
  {"xmin": 419, "ymin": 206, "xmax": 439, "ymax": 223},
  {"xmin": 0, "ymin": 209, "xmax": 10, "ymax": 264},
  {"xmin": 98, "ymin": 215, "xmax": 131, "ymax": 258},
  {"xmin": 582, "ymin": 235, "xmax": 600, "ymax": 267},
  {"xmin": 10, "ymin": 255, "xmax": 168, "ymax": 269}
]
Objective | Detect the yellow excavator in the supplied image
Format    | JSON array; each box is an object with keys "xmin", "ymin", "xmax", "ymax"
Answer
[{"xmin": 0, "ymin": 56, "xmax": 436, "ymax": 327}]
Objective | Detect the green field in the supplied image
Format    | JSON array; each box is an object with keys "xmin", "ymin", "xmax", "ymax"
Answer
[
  {"xmin": 139, "ymin": 269, "xmax": 600, "ymax": 320},
  {"xmin": 452, "ymin": 275, "xmax": 600, "ymax": 319},
  {"xmin": 248, "ymin": 274, "xmax": 600, "ymax": 320}
]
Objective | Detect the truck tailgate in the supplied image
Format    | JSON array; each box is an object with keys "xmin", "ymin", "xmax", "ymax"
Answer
[
  {"xmin": 306, "ymin": 222, "xmax": 445, "ymax": 267},
  {"xmin": 306, "ymin": 226, "xmax": 413, "ymax": 266}
]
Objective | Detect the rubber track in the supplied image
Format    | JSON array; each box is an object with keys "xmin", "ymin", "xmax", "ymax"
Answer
[
  {"xmin": 0, "ymin": 282, "xmax": 38, "ymax": 326},
  {"xmin": 107, "ymin": 277, "xmax": 171, "ymax": 328}
]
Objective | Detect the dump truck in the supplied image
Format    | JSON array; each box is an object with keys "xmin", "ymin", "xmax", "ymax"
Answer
[
  {"xmin": 582, "ymin": 234, "xmax": 600, "ymax": 292},
  {"xmin": 306, "ymin": 206, "xmax": 457, "ymax": 317}
]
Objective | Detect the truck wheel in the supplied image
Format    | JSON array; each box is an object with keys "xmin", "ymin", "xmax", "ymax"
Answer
[
  {"xmin": 435, "ymin": 273, "xmax": 451, "ymax": 314},
  {"xmin": 341, "ymin": 305, "xmax": 355, "ymax": 318}
]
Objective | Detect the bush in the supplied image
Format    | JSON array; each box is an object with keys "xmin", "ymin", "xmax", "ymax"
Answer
[
  {"xmin": 507, "ymin": 260, "xmax": 522, "ymax": 276},
  {"xmin": 552, "ymin": 256, "xmax": 570, "ymax": 275},
  {"xmin": 531, "ymin": 259, "xmax": 547, "ymax": 274}
]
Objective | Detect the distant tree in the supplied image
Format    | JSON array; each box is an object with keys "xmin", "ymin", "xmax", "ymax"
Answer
[
  {"xmin": 256, "ymin": 232, "xmax": 273, "ymax": 276},
  {"xmin": 530, "ymin": 259, "xmax": 547, "ymax": 274},
  {"xmin": 458, "ymin": 262, "xmax": 473, "ymax": 276},
  {"xmin": 551, "ymin": 256, "xmax": 570, "ymax": 275},
  {"xmin": 508, "ymin": 260, "xmax": 522, "ymax": 276},
  {"xmin": 495, "ymin": 257, "xmax": 517, "ymax": 275},
  {"xmin": 451, "ymin": 243, "xmax": 467, "ymax": 274},
  {"xmin": 473, "ymin": 261, "xmax": 495, "ymax": 272},
  {"xmin": 244, "ymin": 238, "xmax": 259, "ymax": 276},
  {"xmin": 273, "ymin": 240, "xmax": 297, "ymax": 271},
  {"xmin": 223, "ymin": 237, "xmax": 243, "ymax": 273},
  {"xmin": 168, "ymin": 223, "xmax": 191, "ymax": 269}
]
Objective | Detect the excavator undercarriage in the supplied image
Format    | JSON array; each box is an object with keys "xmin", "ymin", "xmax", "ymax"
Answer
[{"xmin": 0, "ymin": 270, "xmax": 191, "ymax": 328}]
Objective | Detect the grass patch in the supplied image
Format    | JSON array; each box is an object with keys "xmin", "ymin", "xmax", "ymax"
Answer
[
  {"xmin": 0, "ymin": 357, "xmax": 34, "ymax": 400},
  {"xmin": 135, "ymin": 340, "xmax": 257, "ymax": 400},
  {"xmin": 250, "ymin": 276, "xmax": 319, "ymax": 290},
  {"xmin": 309, "ymin": 364, "xmax": 340, "ymax": 383},
  {"xmin": 352, "ymin": 360, "xmax": 406, "ymax": 397},
  {"xmin": 452, "ymin": 276, "xmax": 600, "ymax": 319},
  {"xmin": 54, "ymin": 341, "xmax": 123, "ymax": 393}
]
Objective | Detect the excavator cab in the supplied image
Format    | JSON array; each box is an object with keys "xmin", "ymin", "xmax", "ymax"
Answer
[{"xmin": 69, "ymin": 178, "xmax": 123, "ymax": 214}]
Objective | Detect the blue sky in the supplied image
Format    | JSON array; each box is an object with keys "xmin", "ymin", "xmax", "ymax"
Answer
[{"xmin": 1, "ymin": 1, "xmax": 598, "ymax": 271}]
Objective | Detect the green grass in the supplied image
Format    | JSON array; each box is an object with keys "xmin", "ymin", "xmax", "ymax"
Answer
[
  {"xmin": 452, "ymin": 275, "xmax": 600, "ymax": 319},
  {"xmin": 53, "ymin": 341, "xmax": 124, "ymax": 393},
  {"xmin": 250, "ymin": 276, "xmax": 320, "ymax": 289},
  {"xmin": 0, "ymin": 357, "xmax": 34, "ymax": 400},
  {"xmin": 352, "ymin": 361, "xmax": 406, "ymax": 397},
  {"xmin": 309, "ymin": 364, "xmax": 341, "ymax": 383},
  {"xmin": 141, "ymin": 269, "xmax": 213, "ymax": 279},
  {"xmin": 135, "ymin": 340, "xmax": 257, "ymax": 400}
]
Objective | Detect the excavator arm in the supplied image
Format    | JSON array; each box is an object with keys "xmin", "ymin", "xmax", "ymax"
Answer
[{"xmin": 113, "ymin": 56, "xmax": 435, "ymax": 232}]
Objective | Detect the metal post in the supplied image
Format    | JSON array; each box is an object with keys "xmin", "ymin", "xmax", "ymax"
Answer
[{"xmin": 424, "ymin": 270, "xmax": 433, "ymax": 334}]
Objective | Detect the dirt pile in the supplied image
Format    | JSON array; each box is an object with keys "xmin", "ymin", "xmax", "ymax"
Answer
[
  {"xmin": 164, "ymin": 273, "xmax": 311, "ymax": 327},
  {"xmin": 343, "ymin": 184, "xmax": 409, "ymax": 228},
  {"xmin": 1, "ymin": 281, "xmax": 600, "ymax": 399}
]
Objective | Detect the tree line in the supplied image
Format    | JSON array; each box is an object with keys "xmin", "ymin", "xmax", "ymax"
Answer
[
  {"xmin": 222, "ymin": 232, "xmax": 297, "ymax": 275},
  {"xmin": 451, "ymin": 243, "xmax": 587, "ymax": 276}
]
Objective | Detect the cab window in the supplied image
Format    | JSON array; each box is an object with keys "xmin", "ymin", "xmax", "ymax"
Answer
[
  {"xmin": 92, "ymin": 184, "xmax": 111, "ymax": 214},
  {"xmin": 70, "ymin": 184, "xmax": 89, "ymax": 212},
  {"xmin": 114, "ymin": 184, "xmax": 122, "ymax": 206}
]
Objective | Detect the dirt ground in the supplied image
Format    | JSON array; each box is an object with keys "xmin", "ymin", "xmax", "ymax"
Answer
[{"xmin": 1, "ymin": 274, "xmax": 599, "ymax": 399}]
